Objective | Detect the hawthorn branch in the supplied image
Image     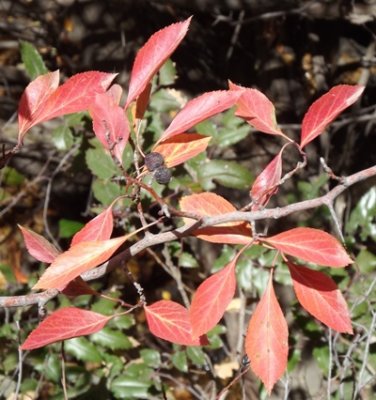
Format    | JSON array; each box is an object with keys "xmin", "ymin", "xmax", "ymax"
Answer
[{"xmin": 0, "ymin": 164, "xmax": 375, "ymax": 309}]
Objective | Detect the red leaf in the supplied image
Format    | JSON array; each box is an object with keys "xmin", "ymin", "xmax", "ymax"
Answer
[
  {"xmin": 18, "ymin": 70, "xmax": 59, "ymax": 142},
  {"xmin": 153, "ymin": 133, "xmax": 211, "ymax": 168},
  {"xmin": 287, "ymin": 262, "xmax": 353, "ymax": 333},
  {"xmin": 300, "ymin": 85, "xmax": 364, "ymax": 149},
  {"xmin": 179, "ymin": 192, "xmax": 252, "ymax": 244},
  {"xmin": 90, "ymin": 92, "xmax": 130, "ymax": 163},
  {"xmin": 190, "ymin": 249, "xmax": 244, "ymax": 338},
  {"xmin": 33, "ymin": 236, "xmax": 128, "ymax": 290},
  {"xmin": 125, "ymin": 17, "xmax": 191, "ymax": 109},
  {"xmin": 71, "ymin": 206, "xmax": 114, "ymax": 246},
  {"xmin": 18, "ymin": 71, "xmax": 117, "ymax": 141},
  {"xmin": 61, "ymin": 277, "xmax": 98, "ymax": 298},
  {"xmin": 19, "ymin": 225, "xmax": 60, "ymax": 263},
  {"xmin": 229, "ymin": 81, "xmax": 289, "ymax": 139},
  {"xmin": 245, "ymin": 271, "xmax": 288, "ymax": 395},
  {"xmin": 158, "ymin": 90, "xmax": 242, "ymax": 143},
  {"xmin": 251, "ymin": 148, "xmax": 283, "ymax": 210},
  {"xmin": 20, "ymin": 307, "xmax": 111, "ymax": 350},
  {"xmin": 135, "ymin": 83, "xmax": 152, "ymax": 119},
  {"xmin": 144, "ymin": 300, "xmax": 207, "ymax": 346},
  {"xmin": 264, "ymin": 227, "xmax": 352, "ymax": 267}
]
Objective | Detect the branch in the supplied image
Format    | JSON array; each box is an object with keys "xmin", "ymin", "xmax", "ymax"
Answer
[{"xmin": 1, "ymin": 164, "xmax": 375, "ymax": 309}]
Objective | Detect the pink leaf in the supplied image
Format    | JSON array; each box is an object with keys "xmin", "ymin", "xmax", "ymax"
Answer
[
  {"xmin": 89, "ymin": 92, "xmax": 130, "ymax": 163},
  {"xmin": 190, "ymin": 249, "xmax": 244, "ymax": 338},
  {"xmin": 251, "ymin": 148, "xmax": 283, "ymax": 210},
  {"xmin": 287, "ymin": 262, "xmax": 353, "ymax": 333},
  {"xmin": 158, "ymin": 90, "xmax": 242, "ymax": 143},
  {"xmin": 71, "ymin": 206, "xmax": 114, "ymax": 246},
  {"xmin": 21, "ymin": 307, "xmax": 111, "ymax": 350},
  {"xmin": 18, "ymin": 225, "xmax": 60, "ymax": 263},
  {"xmin": 145, "ymin": 300, "xmax": 207, "ymax": 346},
  {"xmin": 125, "ymin": 17, "xmax": 191, "ymax": 109},
  {"xmin": 18, "ymin": 71, "xmax": 117, "ymax": 141},
  {"xmin": 229, "ymin": 81, "xmax": 289, "ymax": 139},
  {"xmin": 180, "ymin": 192, "xmax": 252, "ymax": 244},
  {"xmin": 300, "ymin": 85, "xmax": 364, "ymax": 148},
  {"xmin": 33, "ymin": 236, "xmax": 128, "ymax": 290},
  {"xmin": 245, "ymin": 270, "xmax": 288, "ymax": 395},
  {"xmin": 153, "ymin": 133, "xmax": 211, "ymax": 168},
  {"xmin": 264, "ymin": 227, "xmax": 352, "ymax": 267}
]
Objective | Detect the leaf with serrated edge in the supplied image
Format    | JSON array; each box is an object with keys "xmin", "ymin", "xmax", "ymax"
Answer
[
  {"xmin": 19, "ymin": 225, "xmax": 60, "ymax": 263},
  {"xmin": 125, "ymin": 17, "xmax": 191, "ymax": 108},
  {"xmin": 71, "ymin": 206, "xmax": 113, "ymax": 246},
  {"xmin": 33, "ymin": 236, "xmax": 128, "ymax": 290},
  {"xmin": 229, "ymin": 81, "xmax": 289, "ymax": 139},
  {"xmin": 300, "ymin": 85, "xmax": 364, "ymax": 148},
  {"xmin": 287, "ymin": 262, "xmax": 353, "ymax": 333},
  {"xmin": 158, "ymin": 90, "xmax": 242, "ymax": 143},
  {"xmin": 21, "ymin": 307, "xmax": 111, "ymax": 350},
  {"xmin": 245, "ymin": 270, "xmax": 288, "ymax": 395},
  {"xmin": 264, "ymin": 227, "xmax": 352, "ymax": 267},
  {"xmin": 153, "ymin": 133, "xmax": 211, "ymax": 167},
  {"xmin": 180, "ymin": 192, "xmax": 252, "ymax": 244},
  {"xmin": 190, "ymin": 248, "xmax": 245, "ymax": 337},
  {"xmin": 145, "ymin": 300, "xmax": 207, "ymax": 346},
  {"xmin": 251, "ymin": 148, "xmax": 283, "ymax": 210}
]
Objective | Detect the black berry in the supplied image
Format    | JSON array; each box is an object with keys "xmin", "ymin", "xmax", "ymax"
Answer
[
  {"xmin": 144, "ymin": 152, "xmax": 164, "ymax": 172},
  {"xmin": 154, "ymin": 166, "xmax": 172, "ymax": 184}
]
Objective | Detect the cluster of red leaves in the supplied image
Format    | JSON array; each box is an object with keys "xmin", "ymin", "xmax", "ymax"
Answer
[{"xmin": 17, "ymin": 17, "xmax": 364, "ymax": 394}]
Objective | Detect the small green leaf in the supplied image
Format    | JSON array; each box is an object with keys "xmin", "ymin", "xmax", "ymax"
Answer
[
  {"xmin": 86, "ymin": 146, "xmax": 121, "ymax": 179},
  {"xmin": 91, "ymin": 327, "xmax": 133, "ymax": 350},
  {"xmin": 52, "ymin": 125, "xmax": 74, "ymax": 151},
  {"xmin": 313, "ymin": 346, "xmax": 329, "ymax": 374},
  {"xmin": 19, "ymin": 40, "xmax": 48, "ymax": 79},
  {"xmin": 58, "ymin": 219, "xmax": 84, "ymax": 239},
  {"xmin": 356, "ymin": 249, "xmax": 376, "ymax": 273},
  {"xmin": 111, "ymin": 314, "xmax": 135, "ymax": 330},
  {"xmin": 64, "ymin": 337, "xmax": 102, "ymax": 363},
  {"xmin": 198, "ymin": 160, "xmax": 253, "ymax": 190},
  {"xmin": 92, "ymin": 179, "xmax": 123, "ymax": 206},
  {"xmin": 140, "ymin": 349, "xmax": 161, "ymax": 368},
  {"xmin": 178, "ymin": 252, "xmax": 198, "ymax": 268},
  {"xmin": 171, "ymin": 350, "xmax": 188, "ymax": 372},
  {"xmin": 186, "ymin": 347, "xmax": 206, "ymax": 367},
  {"xmin": 150, "ymin": 89, "xmax": 181, "ymax": 113},
  {"xmin": 110, "ymin": 376, "xmax": 151, "ymax": 399},
  {"xmin": 158, "ymin": 59, "xmax": 177, "ymax": 86},
  {"xmin": 2, "ymin": 167, "xmax": 24, "ymax": 186},
  {"xmin": 45, "ymin": 354, "xmax": 61, "ymax": 383}
]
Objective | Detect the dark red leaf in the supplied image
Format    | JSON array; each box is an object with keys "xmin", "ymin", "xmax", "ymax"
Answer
[
  {"xmin": 287, "ymin": 261, "xmax": 353, "ymax": 333},
  {"xmin": 300, "ymin": 85, "xmax": 364, "ymax": 148},
  {"xmin": 264, "ymin": 227, "xmax": 352, "ymax": 267},
  {"xmin": 21, "ymin": 307, "xmax": 111, "ymax": 350},
  {"xmin": 245, "ymin": 270, "xmax": 288, "ymax": 394}
]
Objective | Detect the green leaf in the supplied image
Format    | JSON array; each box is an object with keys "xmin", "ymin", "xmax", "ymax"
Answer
[
  {"xmin": 58, "ymin": 219, "xmax": 84, "ymax": 239},
  {"xmin": 140, "ymin": 349, "xmax": 161, "ymax": 368},
  {"xmin": 111, "ymin": 314, "xmax": 135, "ymax": 330},
  {"xmin": 86, "ymin": 145, "xmax": 121, "ymax": 179},
  {"xmin": 19, "ymin": 40, "xmax": 48, "ymax": 79},
  {"xmin": 51, "ymin": 125, "xmax": 74, "ymax": 151},
  {"xmin": 64, "ymin": 337, "xmax": 102, "ymax": 363},
  {"xmin": 92, "ymin": 179, "xmax": 123, "ymax": 206},
  {"xmin": 198, "ymin": 160, "xmax": 253, "ymax": 190},
  {"xmin": 212, "ymin": 245, "xmax": 236, "ymax": 273},
  {"xmin": 91, "ymin": 327, "xmax": 133, "ymax": 350},
  {"xmin": 2, "ymin": 167, "xmax": 24, "ymax": 186},
  {"xmin": 178, "ymin": 252, "xmax": 199, "ymax": 268},
  {"xmin": 150, "ymin": 89, "xmax": 181, "ymax": 113},
  {"xmin": 158, "ymin": 59, "xmax": 177, "ymax": 86},
  {"xmin": 110, "ymin": 376, "xmax": 151, "ymax": 399},
  {"xmin": 355, "ymin": 249, "xmax": 376, "ymax": 273},
  {"xmin": 45, "ymin": 354, "xmax": 61, "ymax": 383},
  {"xmin": 91, "ymin": 296, "xmax": 118, "ymax": 315},
  {"xmin": 186, "ymin": 347, "xmax": 206, "ymax": 367},
  {"xmin": 171, "ymin": 350, "xmax": 188, "ymax": 372},
  {"xmin": 313, "ymin": 346, "xmax": 329, "ymax": 374}
]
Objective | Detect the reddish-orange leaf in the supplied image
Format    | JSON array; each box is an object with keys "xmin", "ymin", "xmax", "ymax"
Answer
[
  {"xmin": 61, "ymin": 277, "xmax": 98, "ymax": 298},
  {"xmin": 158, "ymin": 90, "xmax": 242, "ymax": 143},
  {"xmin": 190, "ymin": 249, "xmax": 244, "ymax": 338},
  {"xmin": 287, "ymin": 262, "xmax": 353, "ymax": 333},
  {"xmin": 125, "ymin": 17, "xmax": 191, "ymax": 109},
  {"xmin": 251, "ymin": 148, "xmax": 283, "ymax": 210},
  {"xmin": 90, "ymin": 92, "xmax": 130, "ymax": 163},
  {"xmin": 245, "ymin": 271, "xmax": 289, "ymax": 395},
  {"xmin": 19, "ymin": 225, "xmax": 60, "ymax": 263},
  {"xmin": 33, "ymin": 236, "xmax": 128, "ymax": 290},
  {"xmin": 229, "ymin": 81, "xmax": 289, "ymax": 139},
  {"xmin": 300, "ymin": 85, "xmax": 364, "ymax": 149},
  {"xmin": 153, "ymin": 133, "xmax": 211, "ymax": 168},
  {"xmin": 264, "ymin": 227, "xmax": 352, "ymax": 267},
  {"xmin": 18, "ymin": 71, "xmax": 117, "ymax": 141},
  {"xmin": 144, "ymin": 300, "xmax": 207, "ymax": 346},
  {"xmin": 71, "ymin": 206, "xmax": 113, "ymax": 246},
  {"xmin": 179, "ymin": 192, "xmax": 252, "ymax": 244},
  {"xmin": 135, "ymin": 82, "xmax": 152, "ymax": 119},
  {"xmin": 21, "ymin": 307, "xmax": 111, "ymax": 350}
]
